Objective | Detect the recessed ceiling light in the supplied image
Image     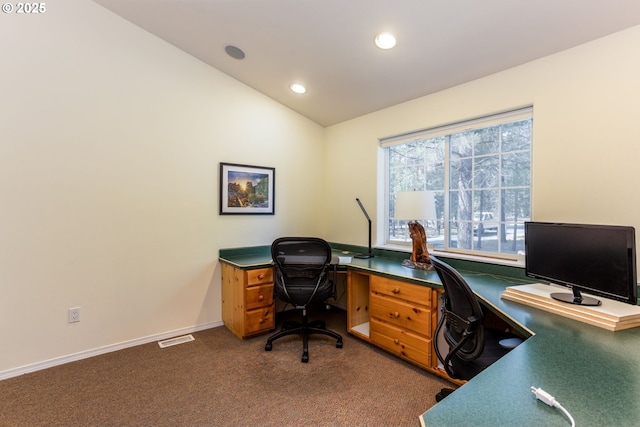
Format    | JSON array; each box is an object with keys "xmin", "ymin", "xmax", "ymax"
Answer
[
  {"xmin": 374, "ymin": 32, "xmax": 396, "ymax": 49},
  {"xmin": 224, "ymin": 45, "xmax": 245, "ymax": 60},
  {"xmin": 290, "ymin": 83, "xmax": 307, "ymax": 94}
]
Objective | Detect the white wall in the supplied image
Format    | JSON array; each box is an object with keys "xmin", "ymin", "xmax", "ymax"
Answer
[
  {"xmin": 0, "ymin": 1, "xmax": 325, "ymax": 375},
  {"xmin": 323, "ymin": 26, "xmax": 640, "ymax": 257}
]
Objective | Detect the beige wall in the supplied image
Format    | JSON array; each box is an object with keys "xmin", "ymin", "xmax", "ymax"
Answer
[
  {"xmin": 2, "ymin": 1, "xmax": 639, "ymax": 377},
  {"xmin": 0, "ymin": 1, "xmax": 325, "ymax": 375},
  {"xmin": 323, "ymin": 26, "xmax": 640, "ymax": 255}
]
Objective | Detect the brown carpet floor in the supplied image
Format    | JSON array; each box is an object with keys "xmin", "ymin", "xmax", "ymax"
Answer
[{"xmin": 0, "ymin": 307, "xmax": 450, "ymax": 427}]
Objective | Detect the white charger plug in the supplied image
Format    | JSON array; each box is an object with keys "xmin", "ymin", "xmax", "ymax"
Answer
[{"xmin": 531, "ymin": 386, "xmax": 575, "ymax": 427}]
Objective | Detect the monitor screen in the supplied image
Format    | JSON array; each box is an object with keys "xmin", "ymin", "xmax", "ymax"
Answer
[{"xmin": 525, "ymin": 222, "xmax": 638, "ymax": 306}]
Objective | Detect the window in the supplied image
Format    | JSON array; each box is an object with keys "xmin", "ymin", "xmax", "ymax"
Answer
[{"xmin": 382, "ymin": 108, "xmax": 532, "ymax": 259}]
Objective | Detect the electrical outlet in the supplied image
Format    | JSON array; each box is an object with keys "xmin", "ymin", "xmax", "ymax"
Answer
[{"xmin": 68, "ymin": 307, "xmax": 80, "ymax": 323}]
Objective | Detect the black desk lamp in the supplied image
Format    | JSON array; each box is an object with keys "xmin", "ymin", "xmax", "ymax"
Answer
[{"xmin": 354, "ymin": 198, "xmax": 374, "ymax": 259}]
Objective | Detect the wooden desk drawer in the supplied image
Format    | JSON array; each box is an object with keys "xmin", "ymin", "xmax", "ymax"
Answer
[
  {"xmin": 370, "ymin": 318, "xmax": 431, "ymax": 367},
  {"xmin": 245, "ymin": 284, "xmax": 274, "ymax": 310},
  {"xmin": 371, "ymin": 275, "xmax": 431, "ymax": 307},
  {"xmin": 247, "ymin": 267, "xmax": 273, "ymax": 287},
  {"xmin": 371, "ymin": 293, "xmax": 431, "ymax": 336},
  {"xmin": 245, "ymin": 306, "xmax": 274, "ymax": 335}
]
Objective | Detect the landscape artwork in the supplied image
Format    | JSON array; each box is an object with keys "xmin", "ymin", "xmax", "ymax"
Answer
[{"xmin": 219, "ymin": 163, "xmax": 275, "ymax": 215}]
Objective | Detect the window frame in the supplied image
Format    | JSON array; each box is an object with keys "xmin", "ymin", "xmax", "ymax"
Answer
[{"xmin": 380, "ymin": 107, "xmax": 533, "ymax": 261}]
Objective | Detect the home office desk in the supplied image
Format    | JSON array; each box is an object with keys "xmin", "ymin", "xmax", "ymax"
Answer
[{"xmin": 219, "ymin": 244, "xmax": 640, "ymax": 427}]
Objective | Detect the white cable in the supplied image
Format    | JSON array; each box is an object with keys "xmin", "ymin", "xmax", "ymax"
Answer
[
  {"xmin": 531, "ymin": 386, "xmax": 576, "ymax": 427},
  {"xmin": 556, "ymin": 403, "xmax": 576, "ymax": 427}
]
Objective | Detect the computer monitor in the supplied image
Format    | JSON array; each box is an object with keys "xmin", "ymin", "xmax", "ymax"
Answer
[{"xmin": 525, "ymin": 221, "xmax": 637, "ymax": 306}]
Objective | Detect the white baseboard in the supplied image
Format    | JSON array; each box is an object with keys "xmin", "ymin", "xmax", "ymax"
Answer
[{"xmin": 0, "ymin": 320, "xmax": 224, "ymax": 381}]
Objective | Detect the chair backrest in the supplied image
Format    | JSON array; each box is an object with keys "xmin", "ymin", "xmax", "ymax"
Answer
[
  {"xmin": 431, "ymin": 256, "xmax": 486, "ymax": 376},
  {"xmin": 271, "ymin": 237, "xmax": 333, "ymax": 308}
]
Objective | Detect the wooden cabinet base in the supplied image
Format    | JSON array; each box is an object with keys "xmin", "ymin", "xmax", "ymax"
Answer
[
  {"xmin": 348, "ymin": 270, "xmax": 455, "ymax": 380},
  {"xmin": 221, "ymin": 263, "xmax": 274, "ymax": 339}
]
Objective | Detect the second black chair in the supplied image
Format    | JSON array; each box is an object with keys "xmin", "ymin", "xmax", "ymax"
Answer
[
  {"xmin": 431, "ymin": 256, "xmax": 521, "ymax": 401},
  {"xmin": 265, "ymin": 237, "xmax": 343, "ymax": 362}
]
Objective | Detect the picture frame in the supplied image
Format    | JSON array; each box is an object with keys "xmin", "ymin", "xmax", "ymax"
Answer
[{"xmin": 219, "ymin": 162, "xmax": 275, "ymax": 215}]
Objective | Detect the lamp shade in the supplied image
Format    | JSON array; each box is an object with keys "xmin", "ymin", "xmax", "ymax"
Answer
[{"xmin": 394, "ymin": 191, "xmax": 436, "ymax": 221}]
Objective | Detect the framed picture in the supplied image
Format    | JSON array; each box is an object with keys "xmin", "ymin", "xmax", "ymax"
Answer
[{"xmin": 220, "ymin": 162, "xmax": 275, "ymax": 215}]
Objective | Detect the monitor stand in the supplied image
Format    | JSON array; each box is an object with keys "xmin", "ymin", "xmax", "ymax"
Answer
[{"xmin": 550, "ymin": 287, "xmax": 601, "ymax": 306}]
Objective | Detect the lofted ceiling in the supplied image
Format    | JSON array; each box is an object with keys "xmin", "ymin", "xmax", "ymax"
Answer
[{"xmin": 93, "ymin": 0, "xmax": 640, "ymax": 127}]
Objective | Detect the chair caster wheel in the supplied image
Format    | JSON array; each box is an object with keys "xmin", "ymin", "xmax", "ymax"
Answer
[
  {"xmin": 336, "ymin": 341, "xmax": 343, "ymax": 349},
  {"xmin": 265, "ymin": 342, "xmax": 272, "ymax": 351},
  {"xmin": 301, "ymin": 353, "xmax": 309, "ymax": 363}
]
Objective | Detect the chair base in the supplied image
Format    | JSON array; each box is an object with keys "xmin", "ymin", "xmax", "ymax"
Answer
[
  {"xmin": 435, "ymin": 387, "xmax": 455, "ymax": 402},
  {"xmin": 265, "ymin": 314, "xmax": 343, "ymax": 363}
]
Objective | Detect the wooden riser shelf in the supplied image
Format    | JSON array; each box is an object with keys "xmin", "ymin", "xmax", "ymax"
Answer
[{"xmin": 501, "ymin": 283, "xmax": 640, "ymax": 331}]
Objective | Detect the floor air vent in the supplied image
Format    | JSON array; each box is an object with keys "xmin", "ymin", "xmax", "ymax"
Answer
[{"xmin": 158, "ymin": 334, "xmax": 195, "ymax": 348}]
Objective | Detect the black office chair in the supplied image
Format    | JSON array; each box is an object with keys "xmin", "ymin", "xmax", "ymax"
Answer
[
  {"xmin": 431, "ymin": 256, "xmax": 520, "ymax": 401},
  {"xmin": 265, "ymin": 237, "xmax": 343, "ymax": 362}
]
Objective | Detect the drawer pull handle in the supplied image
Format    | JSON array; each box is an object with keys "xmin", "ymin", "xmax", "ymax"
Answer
[
  {"xmin": 258, "ymin": 274, "xmax": 265, "ymax": 280},
  {"xmin": 392, "ymin": 288, "xmax": 400, "ymax": 294},
  {"xmin": 393, "ymin": 312, "xmax": 400, "ymax": 318},
  {"xmin": 394, "ymin": 339, "xmax": 399, "ymax": 345},
  {"xmin": 258, "ymin": 295, "xmax": 264, "ymax": 301}
]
